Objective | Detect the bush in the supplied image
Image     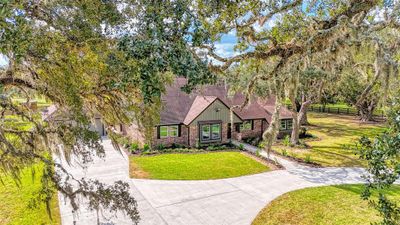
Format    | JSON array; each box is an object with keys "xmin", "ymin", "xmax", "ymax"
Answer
[
  {"xmin": 282, "ymin": 135, "xmax": 291, "ymax": 147},
  {"xmin": 239, "ymin": 144, "xmax": 244, "ymax": 151},
  {"xmin": 281, "ymin": 149, "xmax": 288, "ymax": 156},
  {"xmin": 130, "ymin": 142, "xmax": 139, "ymax": 153},
  {"xmin": 143, "ymin": 143, "xmax": 150, "ymax": 152},
  {"xmin": 255, "ymin": 149, "xmax": 261, "ymax": 157},
  {"xmin": 171, "ymin": 143, "xmax": 185, "ymax": 149},
  {"xmin": 156, "ymin": 143, "xmax": 165, "ymax": 151},
  {"xmin": 206, "ymin": 144, "xmax": 227, "ymax": 151},
  {"xmin": 304, "ymin": 154, "xmax": 312, "ymax": 163}
]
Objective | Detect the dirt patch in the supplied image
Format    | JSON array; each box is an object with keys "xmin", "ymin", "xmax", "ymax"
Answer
[{"xmin": 129, "ymin": 160, "xmax": 150, "ymax": 179}]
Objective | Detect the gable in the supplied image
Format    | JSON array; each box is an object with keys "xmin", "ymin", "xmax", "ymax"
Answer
[{"xmin": 189, "ymin": 99, "xmax": 242, "ymax": 125}]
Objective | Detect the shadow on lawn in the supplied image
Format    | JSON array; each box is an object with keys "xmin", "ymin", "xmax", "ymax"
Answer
[{"xmin": 334, "ymin": 184, "xmax": 400, "ymax": 197}]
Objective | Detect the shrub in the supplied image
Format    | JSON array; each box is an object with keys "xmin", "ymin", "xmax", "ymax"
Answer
[
  {"xmin": 130, "ymin": 142, "xmax": 139, "ymax": 153},
  {"xmin": 171, "ymin": 143, "xmax": 185, "ymax": 149},
  {"xmin": 304, "ymin": 154, "xmax": 312, "ymax": 163},
  {"xmin": 255, "ymin": 149, "xmax": 261, "ymax": 157},
  {"xmin": 239, "ymin": 144, "xmax": 244, "ymax": 151},
  {"xmin": 258, "ymin": 142, "xmax": 265, "ymax": 149},
  {"xmin": 206, "ymin": 144, "xmax": 227, "ymax": 151},
  {"xmin": 117, "ymin": 136, "xmax": 130, "ymax": 147},
  {"xmin": 156, "ymin": 143, "xmax": 165, "ymax": 151},
  {"xmin": 282, "ymin": 135, "xmax": 291, "ymax": 147},
  {"xmin": 143, "ymin": 143, "xmax": 150, "ymax": 152},
  {"xmin": 281, "ymin": 149, "xmax": 288, "ymax": 156}
]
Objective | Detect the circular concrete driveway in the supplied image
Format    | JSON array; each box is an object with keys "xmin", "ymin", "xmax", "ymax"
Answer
[{"xmin": 57, "ymin": 139, "xmax": 367, "ymax": 225}]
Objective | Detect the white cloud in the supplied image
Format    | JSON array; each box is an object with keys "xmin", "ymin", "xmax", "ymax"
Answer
[
  {"xmin": 214, "ymin": 42, "xmax": 236, "ymax": 58},
  {"xmin": 253, "ymin": 14, "xmax": 281, "ymax": 32}
]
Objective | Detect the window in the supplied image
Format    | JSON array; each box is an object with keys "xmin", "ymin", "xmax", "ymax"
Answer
[
  {"xmin": 211, "ymin": 124, "xmax": 221, "ymax": 139},
  {"xmin": 200, "ymin": 123, "xmax": 221, "ymax": 142},
  {"xmin": 280, "ymin": 120, "xmax": 287, "ymax": 130},
  {"xmin": 201, "ymin": 124, "xmax": 210, "ymax": 140},
  {"xmin": 286, "ymin": 120, "xmax": 293, "ymax": 129},
  {"xmin": 160, "ymin": 126, "xmax": 168, "ymax": 138},
  {"xmin": 240, "ymin": 120, "xmax": 252, "ymax": 131},
  {"xmin": 169, "ymin": 125, "xmax": 178, "ymax": 137},
  {"xmin": 159, "ymin": 125, "xmax": 179, "ymax": 138}
]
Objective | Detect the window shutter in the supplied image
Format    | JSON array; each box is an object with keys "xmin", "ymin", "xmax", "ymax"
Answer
[
  {"xmin": 157, "ymin": 126, "xmax": 160, "ymax": 139},
  {"xmin": 251, "ymin": 120, "xmax": 254, "ymax": 130},
  {"xmin": 178, "ymin": 125, "xmax": 181, "ymax": 137}
]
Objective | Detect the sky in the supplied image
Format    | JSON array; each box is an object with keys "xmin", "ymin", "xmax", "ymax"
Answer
[
  {"xmin": 0, "ymin": 54, "xmax": 7, "ymax": 67},
  {"xmin": 211, "ymin": 14, "xmax": 279, "ymax": 62}
]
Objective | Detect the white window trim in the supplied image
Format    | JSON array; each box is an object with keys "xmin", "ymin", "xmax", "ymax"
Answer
[
  {"xmin": 280, "ymin": 120, "xmax": 287, "ymax": 130},
  {"xmin": 159, "ymin": 125, "xmax": 179, "ymax": 138},
  {"xmin": 286, "ymin": 120, "xmax": 293, "ymax": 129},
  {"xmin": 211, "ymin": 124, "xmax": 221, "ymax": 139},
  {"xmin": 169, "ymin": 125, "xmax": 179, "ymax": 137}
]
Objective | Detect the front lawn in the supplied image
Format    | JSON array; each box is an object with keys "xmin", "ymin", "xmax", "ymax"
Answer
[
  {"xmin": 130, "ymin": 152, "xmax": 270, "ymax": 180},
  {"xmin": 252, "ymin": 184, "xmax": 400, "ymax": 225},
  {"xmin": 274, "ymin": 113, "xmax": 386, "ymax": 167},
  {"xmin": 0, "ymin": 165, "xmax": 60, "ymax": 225}
]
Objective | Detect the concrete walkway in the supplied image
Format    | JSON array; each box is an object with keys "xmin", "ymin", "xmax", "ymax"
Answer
[
  {"xmin": 231, "ymin": 140, "xmax": 301, "ymax": 169},
  {"xmin": 58, "ymin": 139, "xmax": 370, "ymax": 225}
]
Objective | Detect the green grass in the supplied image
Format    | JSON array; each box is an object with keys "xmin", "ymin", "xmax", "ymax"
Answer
[
  {"xmin": 252, "ymin": 184, "xmax": 400, "ymax": 225},
  {"xmin": 0, "ymin": 165, "xmax": 60, "ymax": 225},
  {"xmin": 274, "ymin": 113, "xmax": 386, "ymax": 167},
  {"xmin": 130, "ymin": 152, "xmax": 270, "ymax": 180}
]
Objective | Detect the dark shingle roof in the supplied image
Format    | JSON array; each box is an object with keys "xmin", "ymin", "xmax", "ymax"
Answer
[{"xmin": 160, "ymin": 77, "xmax": 292, "ymax": 125}]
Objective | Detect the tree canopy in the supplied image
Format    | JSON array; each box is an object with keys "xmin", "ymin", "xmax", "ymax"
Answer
[
  {"xmin": 0, "ymin": 0, "xmax": 211, "ymax": 223},
  {"xmin": 1, "ymin": 0, "xmax": 400, "ymax": 224}
]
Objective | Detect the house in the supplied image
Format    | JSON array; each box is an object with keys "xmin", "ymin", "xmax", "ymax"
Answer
[
  {"xmin": 144, "ymin": 77, "xmax": 293, "ymax": 148},
  {"xmin": 42, "ymin": 77, "xmax": 293, "ymax": 147}
]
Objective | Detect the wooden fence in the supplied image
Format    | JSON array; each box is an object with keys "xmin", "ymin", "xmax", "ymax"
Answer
[{"xmin": 285, "ymin": 104, "xmax": 385, "ymax": 118}]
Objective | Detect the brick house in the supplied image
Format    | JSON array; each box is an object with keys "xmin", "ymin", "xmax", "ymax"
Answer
[
  {"xmin": 43, "ymin": 77, "xmax": 293, "ymax": 147},
  {"xmin": 147, "ymin": 78, "xmax": 293, "ymax": 148}
]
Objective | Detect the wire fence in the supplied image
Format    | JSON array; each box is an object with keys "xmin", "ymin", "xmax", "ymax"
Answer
[{"xmin": 285, "ymin": 104, "xmax": 386, "ymax": 118}]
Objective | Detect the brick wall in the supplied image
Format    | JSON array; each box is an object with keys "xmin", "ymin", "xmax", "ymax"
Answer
[
  {"xmin": 240, "ymin": 119, "xmax": 264, "ymax": 139},
  {"xmin": 188, "ymin": 124, "xmax": 198, "ymax": 147},
  {"xmin": 152, "ymin": 125, "xmax": 189, "ymax": 147},
  {"xmin": 148, "ymin": 119, "xmax": 292, "ymax": 148}
]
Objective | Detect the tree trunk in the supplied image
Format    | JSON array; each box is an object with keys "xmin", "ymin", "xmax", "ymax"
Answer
[
  {"xmin": 289, "ymin": 91, "xmax": 300, "ymax": 145},
  {"xmin": 290, "ymin": 110, "xmax": 300, "ymax": 145},
  {"xmin": 262, "ymin": 96, "xmax": 282, "ymax": 158},
  {"xmin": 299, "ymin": 100, "xmax": 312, "ymax": 125},
  {"xmin": 357, "ymin": 101, "xmax": 376, "ymax": 122}
]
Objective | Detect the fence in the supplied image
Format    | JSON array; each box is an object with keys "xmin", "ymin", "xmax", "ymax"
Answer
[{"xmin": 285, "ymin": 104, "xmax": 385, "ymax": 118}]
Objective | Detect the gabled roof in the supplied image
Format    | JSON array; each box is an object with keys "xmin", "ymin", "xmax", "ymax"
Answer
[
  {"xmin": 183, "ymin": 96, "xmax": 217, "ymax": 125},
  {"xmin": 159, "ymin": 77, "xmax": 292, "ymax": 125}
]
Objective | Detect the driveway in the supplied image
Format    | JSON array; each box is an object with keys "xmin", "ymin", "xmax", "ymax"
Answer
[{"xmin": 58, "ymin": 139, "xmax": 367, "ymax": 225}]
